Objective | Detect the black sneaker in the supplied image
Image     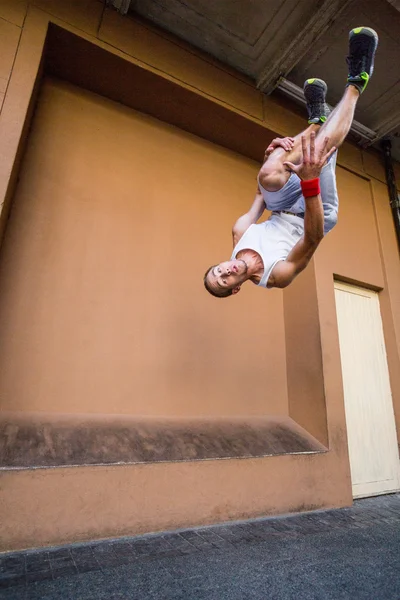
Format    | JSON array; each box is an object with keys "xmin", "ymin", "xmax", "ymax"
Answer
[
  {"xmin": 346, "ymin": 27, "xmax": 379, "ymax": 94},
  {"xmin": 303, "ymin": 78, "xmax": 330, "ymax": 125}
]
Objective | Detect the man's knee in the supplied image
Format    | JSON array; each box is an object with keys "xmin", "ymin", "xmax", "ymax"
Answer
[{"xmin": 258, "ymin": 164, "xmax": 288, "ymax": 192}]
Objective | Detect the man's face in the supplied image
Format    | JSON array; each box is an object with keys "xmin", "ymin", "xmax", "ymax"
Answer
[{"xmin": 206, "ymin": 259, "xmax": 248, "ymax": 295}]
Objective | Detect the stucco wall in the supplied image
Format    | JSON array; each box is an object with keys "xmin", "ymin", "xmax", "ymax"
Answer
[
  {"xmin": 0, "ymin": 77, "xmax": 288, "ymax": 418},
  {"xmin": 0, "ymin": 0, "xmax": 399, "ymax": 552}
]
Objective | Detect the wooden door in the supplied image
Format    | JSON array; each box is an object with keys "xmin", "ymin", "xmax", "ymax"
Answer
[{"xmin": 335, "ymin": 282, "xmax": 400, "ymax": 498}]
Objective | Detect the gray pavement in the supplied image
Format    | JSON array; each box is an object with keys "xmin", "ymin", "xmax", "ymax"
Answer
[{"xmin": 1, "ymin": 493, "xmax": 400, "ymax": 599}]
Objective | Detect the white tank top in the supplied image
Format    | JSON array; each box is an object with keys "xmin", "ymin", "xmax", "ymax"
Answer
[{"xmin": 231, "ymin": 213, "xmax": 304, "ymax": 288}]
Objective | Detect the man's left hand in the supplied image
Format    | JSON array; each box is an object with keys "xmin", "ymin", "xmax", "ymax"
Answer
[{"xmin": 264, "ymin": 137, "xmax": 295, "ymax": 161}]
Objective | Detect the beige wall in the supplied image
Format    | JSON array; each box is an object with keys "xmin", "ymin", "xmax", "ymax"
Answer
[
  {"xmin": 0, "ymin": 77, "xmax": 287, "ymax": 417},
  {"xmin": 321, "ymin": 167, "xmax": 384, "ymax": 287},
  {"xmin": 0, "ymin": 0, "xmax": 399, "ymax": 552}
]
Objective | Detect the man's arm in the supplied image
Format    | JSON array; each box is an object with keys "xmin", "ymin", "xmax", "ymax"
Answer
[
  {"xmin": 268, "ymin": 192, "xmax": 324, "ymax": 288},
  {"xmin": 268, "ymin": 133, "xmax": 336, "ymax": 288},
  {"xmin": 232, "ymin": 188, "xmax": 265, "ymax": 246}
]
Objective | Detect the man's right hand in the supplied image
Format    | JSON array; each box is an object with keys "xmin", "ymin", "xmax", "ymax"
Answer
[{"xmin": 283, "ymin": 132, "xmax": 336, "ymax": 180}]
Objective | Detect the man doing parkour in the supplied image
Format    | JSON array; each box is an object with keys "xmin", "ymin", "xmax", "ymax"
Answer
[{"xmin": 204, "ymin": 27, "xmax": 378, "ymax": 297}]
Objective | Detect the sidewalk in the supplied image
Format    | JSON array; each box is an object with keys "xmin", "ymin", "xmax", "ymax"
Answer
[{"xmin": 1, "ymin": 493, "xmax": 400, "ymax": 599}]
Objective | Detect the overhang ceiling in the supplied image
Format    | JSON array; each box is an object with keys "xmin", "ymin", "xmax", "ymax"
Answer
[{"xmin": 110, "ymin": 0, "xmax": 400, "ymax": 160}]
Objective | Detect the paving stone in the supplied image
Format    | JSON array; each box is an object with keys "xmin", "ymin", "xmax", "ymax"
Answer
[
  {"xmin": 0, "ymin": 556, "xmax": 25, "ymax": 576},
  {"xmin": 209, "ymin": 527, "xmax": 237, "ymax": 542},
  {"xmin": 49, "ymin": 557, "xmax": 74, "ymax": 567},
  {"xmin": 0, "ymin": 574, "xmax": 26, "ymax": 590},
  {"xmin": 91, "ymin": 547, "xmax": 116, "ymax": 558},
  {"xmin": 0, "ymin": 587, "xmax": 27, "ymax": 600},
  {"xmin": 74, "ymin": 561, "xmax": 101, "ymax": 575},
  {"xmin": 46, "ymin": 550, "xmax": 71, "ymax": 561},
  {"xmin": 51, "ymin": 564, "xmax": 78, "ymax": 580},
  {"xmin": 25, "ymin": 577, "xmax": 82, "ymax": 600},
  {"xmin": 0, "ymin": 566, "xmax": 25, "ymax": 578},
  {"xmin": 25, "ymin": 562, "xmax": 50, "ymax": 574},
  {"xmin": 179, "ymin": 531, "xmax": 213, "ymax": 549},
  {"xmin": 161, "ymin": 534, "xmax": 197, "ymax": 554},
  {"xmin": 108, "ymin": 541, "xmax": 135, "ymax": 554},
  {"xmin": 26, "ymin": 570, "xmax": 53, "ymax": 584}
]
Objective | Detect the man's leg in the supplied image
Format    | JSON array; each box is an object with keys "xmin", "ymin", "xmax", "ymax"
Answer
[
  {"xmin": 259, "ymin": 26, "xmax": 378, "ymax": 192},
  {"xmin": 259, "ymin": 83, "xmax": 358, "ymax": 192},
  {"xmin": 258, "ymin": 79, "xmax": 329, "ymax": 191},
  {"xmin": 313, "ymin": 26, "xmax": 378, "ymax": 153},
  {"xmin": 314, "ymin": 85, "xmax": 359, "ymax": 152}
]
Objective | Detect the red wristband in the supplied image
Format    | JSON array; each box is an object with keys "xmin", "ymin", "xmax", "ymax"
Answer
[{"xmin": 301, "ymin": 178, "xmax": 320, "ymax": 198}]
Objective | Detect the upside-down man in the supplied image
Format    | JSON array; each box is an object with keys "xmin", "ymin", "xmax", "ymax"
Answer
[{"xmin": 204, "ymin": 27, "xmax": 378, "ymax": 297}]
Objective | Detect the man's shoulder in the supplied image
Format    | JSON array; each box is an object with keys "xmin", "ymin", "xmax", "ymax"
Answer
[{"xmin": 268, "ymin": 259, "xmax": 295, "ymax": 289}]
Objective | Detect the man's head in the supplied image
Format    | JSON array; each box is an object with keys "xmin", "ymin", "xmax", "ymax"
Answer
[{"xmin": 203, "ymin": 259, "xmax": 248, "ymax": 298}]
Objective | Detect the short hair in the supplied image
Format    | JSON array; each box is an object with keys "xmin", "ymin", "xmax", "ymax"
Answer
[{"xmin": 203, "ymin": 265, "xmax": 233, "ymax": 298}]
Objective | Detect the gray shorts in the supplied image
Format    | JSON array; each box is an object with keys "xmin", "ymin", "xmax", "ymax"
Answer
[{"xmin": 258, "ymin": 151, "xmax": 339, "ymax": 235}]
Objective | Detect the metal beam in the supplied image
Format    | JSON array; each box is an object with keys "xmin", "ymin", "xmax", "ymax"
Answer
[
  {"xmin": 276, "ymin": 78, "xmax": 378, "ymax": 145},
  {"xmin": 256, "ymin": 0, "xmax": 355, "ymax": 94},
  {"xmin": 368, "ymin": 113, "xmax": 400, "ymax": 146},
  {"xmin": 105, "ymin": 0, "xmax": 132, "ymax": 16},
  {"xmin": 386, "ymin": 0, "xmax": 400, "ymax": 11}
]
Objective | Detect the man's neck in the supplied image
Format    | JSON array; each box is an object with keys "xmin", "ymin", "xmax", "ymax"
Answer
[{"xmin": 236, "ymin": 249, "xmax": 264, "ymax": 280}]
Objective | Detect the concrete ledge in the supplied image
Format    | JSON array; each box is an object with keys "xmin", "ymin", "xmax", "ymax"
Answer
[{"xmin": 0, "ymin": 412, "xmax": 326, "ymax": 468}]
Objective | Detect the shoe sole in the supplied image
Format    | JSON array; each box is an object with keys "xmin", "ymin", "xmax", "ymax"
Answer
[
  {"xmin": 303, "ymin": 79, "xmax": 329, "ymax": 124},
  {"xmin": 347, "ymin": 26, "xmax": 379, "ymax": 90},
  {"xmin": 303, "ymin": 78, "xmax": 328, "ymax": 101},
  {"xmin": 349, "ymin": 26, "xmax": 379, "ymax": 44}
]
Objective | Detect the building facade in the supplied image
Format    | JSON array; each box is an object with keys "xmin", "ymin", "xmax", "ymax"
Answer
[{"xmin": 0, "ymin": 0, "xmax": 399, "ymax": 551}]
